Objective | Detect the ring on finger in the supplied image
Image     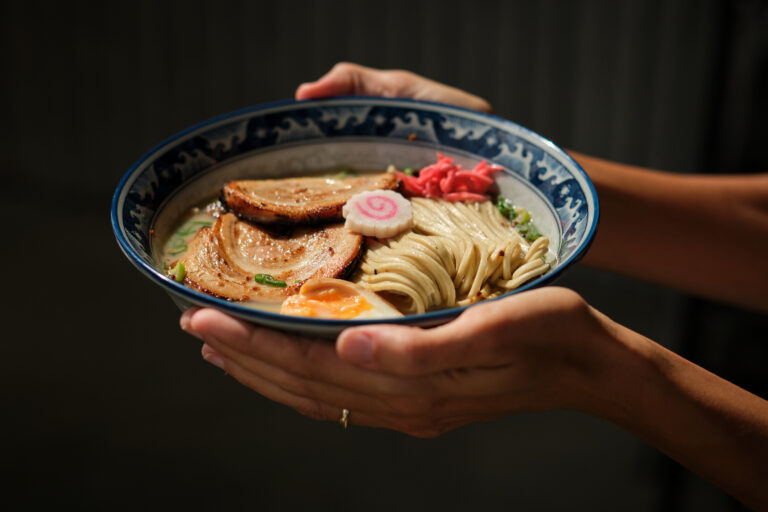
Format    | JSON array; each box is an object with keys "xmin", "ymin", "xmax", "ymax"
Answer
[{"xmin": 339, "ymin": 408, "xmax": 350, "ymax": 429}]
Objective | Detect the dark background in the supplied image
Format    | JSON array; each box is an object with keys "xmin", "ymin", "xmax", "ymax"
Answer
[{"xmin": 2, "ymin": 0, "xmax": 767, "ymax": 510}]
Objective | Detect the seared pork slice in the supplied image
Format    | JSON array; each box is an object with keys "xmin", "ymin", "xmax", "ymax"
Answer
[
  {"xmin": 221, "ymin": 173, "xmax": 399, "ymax": 225},
  {"xmin": 179, "ymin": 213, "xmax": 364, "ymax": 302}
]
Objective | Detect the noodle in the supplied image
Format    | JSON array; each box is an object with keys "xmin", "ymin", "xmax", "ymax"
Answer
[{"xmin": 354, "ymin": 198, "xmax": 550, "ymax": 314}]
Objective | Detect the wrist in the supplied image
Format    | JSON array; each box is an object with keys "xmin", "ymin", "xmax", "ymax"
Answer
[
  {"xmin": 570, "ymin": 308, "xmax": 768, "ymax": 509},
  {"xmin": 560, "ymin": 306, "xmax": 656, "ymax": 423},
  {"xmin": 514, "ymin": 292, "xmax": 645, "ymax": 415}
]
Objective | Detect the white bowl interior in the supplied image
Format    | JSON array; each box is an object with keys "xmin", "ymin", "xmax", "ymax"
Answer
[{"xmin": 151, "ymin": 140, "xmax": 562, "ymax": 267}]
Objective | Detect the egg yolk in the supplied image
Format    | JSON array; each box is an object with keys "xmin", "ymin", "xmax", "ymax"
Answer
[{"xmin": 281, "ymin": 285, "xmax": 374, "ymax": 319}]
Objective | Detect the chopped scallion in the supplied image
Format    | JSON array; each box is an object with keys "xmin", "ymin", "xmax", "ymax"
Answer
[
  {"xmin": 333, "ymin": 166, "xmax": 357, "ymax": 179},
  {"xmin": 495, "ymin": 196, "xmax": 517, "ymax": 220},
  {"xmin": 254, "ymin": 273, "xmax": 287, "ymax": 287},
  {"xmin": 174, "ymin": 220, "xmax": 213, "ymax": 237},
  {"xmin": 496, "ymin": 197, "xmax": 542, "ymax": 242},
  {"xmin": 168, "ymin": 244, "xmax": 188, "ymax": 255},
  {"xmin": 175, "ymin": 262, "xmax": 186, "ymax": 282},
  {"xmin": 169, "ymin": 262, "xmax": 186, "ymax": 283},
  {"xmin": 526, "ymin": 231, "xmax": 542, "ymax": 242},
  {"xmin": 517, "ymin": 222, "xmax": 541, "ymax": 242}
]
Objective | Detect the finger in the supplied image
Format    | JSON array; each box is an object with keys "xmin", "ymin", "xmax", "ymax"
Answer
[
  {"xmin": 337, "ymin": 294, "xmax": 533, "ymax": 376},
  {"xmin": 296, "ymin": 62, "xmax": 493, "ymax": 112},
  {"xmin": 204, "ymin": 325, "xmax": 541, "ymax": 413},
  {"xmin": 335, "ymin": 315, "xmax": 492, "ymax": 377},
  {"xmin": 200, "ymin": 343, "xmax": 394, "ymax": 430},
  {"xmin": 202, "ymin": 344, "xmax": 505, "ymax": 436},
  {"xmin": 295, "ymin": 63, "xmax": 357, "ymax": 99},
  {"xmin": 295, "ymin": 62, "xmax": 394, "ymax": 100},
  {"xmin": 407, "ymin": 78, "xmax": 493, "ymax": 113},
  {"xmin": 187, "ymin": 308, "xmax": 420, "ymax": 396},
  {"xmin": 200, "ymin": 332, "xmax": 396, "ymax": 417},
  {"xmin": 339, "ymin": 287, "xmax": 591, "ymax": 379},
  {"xmin": 201, "ymin": 322, "xmax": 543, "ymax": 415},
  {"xmin": 179, "ymin": 307, "xmax": 202, "ymax": 337}
]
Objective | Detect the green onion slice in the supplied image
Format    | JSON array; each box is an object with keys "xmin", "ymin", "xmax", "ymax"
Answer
[
  {"xmin": 175, "ymin": 263, "xmax": 186, "ymax": 283},
  {"xmin": 332, "ymin": 166, "xmax": 357, "ymax": 179},
  {"xmin": 168, "ymin": 244, "xmax": 188, "ymax": 256},
  {"xmin": 169, "ymin": 262, "xmax": 186, "ymax": 283},
  {"xmin": 495, "ymin": 196, "xmax": 517, "ymax": 220},
  {"xmin": 254, "ymin": 273, "xmax": 287, "ymax": 287}
]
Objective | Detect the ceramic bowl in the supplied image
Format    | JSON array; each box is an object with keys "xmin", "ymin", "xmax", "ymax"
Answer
[{"xmin": 111, "ymin": 97, "xmax": 599, "ymax": 337}]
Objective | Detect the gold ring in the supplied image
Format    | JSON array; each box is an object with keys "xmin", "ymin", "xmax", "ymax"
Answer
[{"xmin": 339, "ymin": 408, "xmax": 350, "ymax": 429}]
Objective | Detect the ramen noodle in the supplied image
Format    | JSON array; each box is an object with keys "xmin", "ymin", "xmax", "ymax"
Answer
[{"xmin": 354, "ymin": 198, "xmax": 549, "ymax": 314}]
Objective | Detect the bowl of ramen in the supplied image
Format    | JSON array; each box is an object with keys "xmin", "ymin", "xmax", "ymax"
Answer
[{"xmin": 111, "ymin": 97, "xmax": 599, "ymax": 337}]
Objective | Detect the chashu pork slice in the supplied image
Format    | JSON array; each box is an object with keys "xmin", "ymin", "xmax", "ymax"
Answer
[
  {"xmin": 180, "ymin": 213, "xmax": 364, "ymax": 302},
  {"xmin": 221, "ymin": 173, "xmax": 399, "ymax": 225}
]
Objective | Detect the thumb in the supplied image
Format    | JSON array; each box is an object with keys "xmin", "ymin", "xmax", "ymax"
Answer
[{"xmin": 336, "ymin": 318, "xmax": 482, "ymax": 376}]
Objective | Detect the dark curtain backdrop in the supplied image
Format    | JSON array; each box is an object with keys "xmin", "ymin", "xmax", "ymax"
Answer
[{"xmin": 2, "ymin": 0, "xmax": 766, "ymax": 510}]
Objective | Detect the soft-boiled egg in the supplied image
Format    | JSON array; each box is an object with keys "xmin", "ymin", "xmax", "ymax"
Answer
[{"xmin": 280, "ymin": 278, "xmax": 403, "ymax": 320}]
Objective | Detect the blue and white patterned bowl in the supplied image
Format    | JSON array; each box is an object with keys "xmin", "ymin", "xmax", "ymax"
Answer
[{"xmin": 111, "ymin": 97, "xmax": 598, "ymax": 337}]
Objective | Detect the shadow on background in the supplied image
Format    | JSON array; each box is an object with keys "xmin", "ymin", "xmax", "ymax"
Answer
[{"xmin": 1, "ymin": 0, "xmax": 766, "ymax": 510}]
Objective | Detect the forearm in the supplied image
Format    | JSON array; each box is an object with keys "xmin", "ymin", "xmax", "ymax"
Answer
[
  {"xmin": 569, "ymin": 151, "xmax": 768, "ymax": 311},
  {"xmin": 583, "ymin": 314, "xmax": 768, "ymax": 510}
]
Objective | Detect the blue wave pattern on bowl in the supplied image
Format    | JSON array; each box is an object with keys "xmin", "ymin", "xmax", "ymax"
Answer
[
  {"xmin": 113, "ymin": 97, "xmax": 598, "ymax": 336},
  {"xmin": 120, "ymin": 99, "xmax": 589, "ymax": 265}
]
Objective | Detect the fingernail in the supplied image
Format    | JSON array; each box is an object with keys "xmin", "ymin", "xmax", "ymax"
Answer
[
  {"xmin": 295, "ymin": 83, "xmax": 310, "ymax": 99},
  {"xmin": 202, "ymin": 345, "xmax": 226, "ymax": 370},
  {"xmin": 180, "ymin": 309, "xmax": 202, "ymax": 339},
  {"xmin": 342, "ymin": 332, "xmax": 374, "ymax": 365}
]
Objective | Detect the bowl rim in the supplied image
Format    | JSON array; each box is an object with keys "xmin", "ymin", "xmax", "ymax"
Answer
[{"xmin": 111, "ymin": 96, "xmax": 599, "ymax": 328}]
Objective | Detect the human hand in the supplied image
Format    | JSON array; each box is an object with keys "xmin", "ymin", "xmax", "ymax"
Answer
[
  {"xmin": 180, "ymin": 287, "xmax": 609, "ymax": 437},
  {"xmin": 295, "ymin": 62, "xmax": 493, "ymax": 113}
]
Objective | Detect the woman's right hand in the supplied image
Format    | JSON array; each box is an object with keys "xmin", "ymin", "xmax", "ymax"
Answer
[
  {"xmin": 295, "ymin": 62, "xmax": 493, "ymax": 113},
  {"xmin": 184, "ymin": 287, "xmax": 609, "ymax": 437}
]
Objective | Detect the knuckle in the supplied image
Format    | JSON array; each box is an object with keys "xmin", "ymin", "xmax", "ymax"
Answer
[
  {"xmin": 332, "ymin": 61, "xmax": 363, "ymax": 78},
  {"xmin": 332, "ymin": 61, "xmax": 355, "ymax": 72},
  {"xmin": 381, "ymin": 70, "xmax": 417, "ymax": 97},
  {"xmin": 385, "ymin": 69, "xmax": 412, "ymax": 82},
  {"xmin": 553, "ymin": 286, "xmax": 584, "ymax": 305},
  {"xmin": 552, "ymin": 287, "xmax": 591, "ymax": 322}
]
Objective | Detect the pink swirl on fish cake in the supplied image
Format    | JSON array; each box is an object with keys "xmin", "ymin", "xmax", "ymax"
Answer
[{"xmin": 354, "ymin": 195, "xmax": 398, "ymax": 220}]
